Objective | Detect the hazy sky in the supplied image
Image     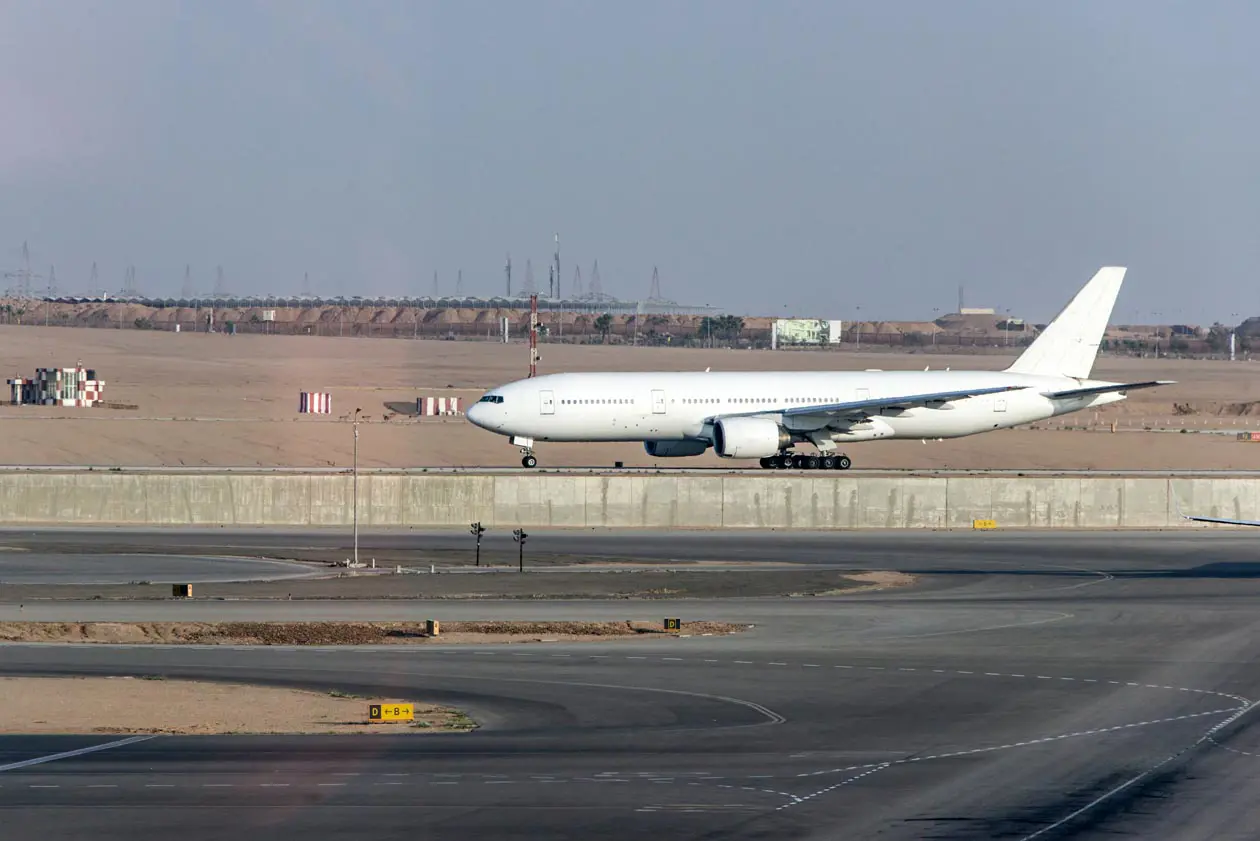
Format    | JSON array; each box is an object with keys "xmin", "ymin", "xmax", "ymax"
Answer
[{"xmin": 1, "ymin": 1, "xmax": 1257, "ymax": 323}]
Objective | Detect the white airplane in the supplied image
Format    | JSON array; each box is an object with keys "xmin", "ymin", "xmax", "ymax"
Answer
[{"xmin": 466, "ymin": 266, "xmax": 1174, "ymax": 469}]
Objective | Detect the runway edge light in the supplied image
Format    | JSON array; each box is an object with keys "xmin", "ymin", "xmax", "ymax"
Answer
[{"xmin": 972, "ymin": 519, "xmax": 998, "ymax": 530}]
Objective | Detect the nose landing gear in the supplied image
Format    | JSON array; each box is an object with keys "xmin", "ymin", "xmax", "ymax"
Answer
[{"xmin": 521, "ymin": 454, "xmax": 538, "ymax": 468}]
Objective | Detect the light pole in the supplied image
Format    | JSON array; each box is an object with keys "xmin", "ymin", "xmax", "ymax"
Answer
[
  {"xmin": 470, "ymin": 522, "xmax": 486, "ymax": 567},
  {"xmin": 513, "ymin": 528, "xmax": 528, "ymax": 573},
  {"xmin": 353, "ymin": 407, "xmax": 361, "ymax": 565}
]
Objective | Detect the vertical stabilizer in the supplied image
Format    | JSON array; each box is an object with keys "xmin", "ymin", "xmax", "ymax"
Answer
[{"xmin": 1005, "ymin": 267, "xmax": 1126, "ymax": 380}]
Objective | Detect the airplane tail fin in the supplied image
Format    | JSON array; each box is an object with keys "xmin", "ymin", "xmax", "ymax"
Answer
[{"xmin": 1005, "ymin": 266, "xmax": 1126, "ymax": 380}]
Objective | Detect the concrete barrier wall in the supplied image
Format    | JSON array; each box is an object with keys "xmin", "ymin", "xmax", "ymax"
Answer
[{"xmin": 0, "ymin": 472, "xmax": 1255, "ymax": 528}]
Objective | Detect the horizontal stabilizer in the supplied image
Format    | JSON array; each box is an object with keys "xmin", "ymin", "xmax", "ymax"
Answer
[
  {"xmin": 1042, "ymin": 380, "xmax": 1175, "ymax": 400},
  {"xmin": 1173, "ymin": 494, "xmax": 1260, "ymax": 527},
  {"xmin": 1182, "ymin": 514, "xmax": 1260, "ymax": 528}
]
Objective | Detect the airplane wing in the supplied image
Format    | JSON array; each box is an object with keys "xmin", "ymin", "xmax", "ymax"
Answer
[
  {"xmin": 717, "ymin": 385, "xmax": 1028, "ymax": 421},
  {"xmin": 1182, "ymin": 514, "xmax": 1260, "ymax": 527},
  {"xmin": 1172, "ymin": 495, "xmax": 1260, "ymax": 527},
  {"xmin": 1042, "ymin": 380, "xmax": 1175, "ymax": 400}
]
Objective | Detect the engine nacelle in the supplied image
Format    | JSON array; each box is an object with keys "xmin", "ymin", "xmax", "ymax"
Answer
[
  {"xmin": 644, "ymin": 439, "xmax": 709, "ymax": 458},
  {"xmin": 713, "ymin": 417, "xmax": 790, "ymax": 459}
]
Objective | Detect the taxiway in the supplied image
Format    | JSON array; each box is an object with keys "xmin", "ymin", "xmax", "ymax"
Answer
[{"xmin": 3, "ymin": 530, "xmax": 1260, "ymax": 840}]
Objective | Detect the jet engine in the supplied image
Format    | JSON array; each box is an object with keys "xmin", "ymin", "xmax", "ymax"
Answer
[
  {"xmin": 644, "ymin": 440, "xmax": 709, "ymax": 458},
  {"xmin": 713, "ymin": 417, "xmax": 791, "ymax": 459}
]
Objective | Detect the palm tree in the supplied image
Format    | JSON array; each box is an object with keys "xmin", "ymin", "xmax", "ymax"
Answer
[{"xmin": 594, "ymin": 313, "xmax": 614, "ymax": 343}]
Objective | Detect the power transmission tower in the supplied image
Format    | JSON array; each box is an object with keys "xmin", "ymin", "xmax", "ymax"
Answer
[
  {"xmin": 522, "ymin": 260, "xmax": 536, "ymax": 295},
  {"xmin": 553, "ymin": 233, "xmax": 561, "ymax": 300},
  {"xmin": 120, "ymin": 265, "xmax": 139, "ymax": 298},
  {"xmin": 456, "ymin": 269, "xmax": 463, "ymax": 297},
  {"xmin": 648, "ymin": 266, "xmax": 663, "ymax": 301},
  {"xmin": 213, "ymin": 265, "xmax": 227, "ymax": 299},
  {"xmin": 571, "ymin": 266, "xmax": 583, "ymax": 299},
  {"xmin": 589, "ymin": 260, "xmax": 603, "ymax": 300},
  {"xmin": 505, "ymin": 254, "xmax": 512, "ymax": 297},
  {"xmin": 302, "ymin": 271, "xmax": 312, "ymax": 299},
  {"xmin": 181, "ymin": 265, "xmax": 194, "ymax": 298},
  {"xmin": 4, "ymin": 241, "xmax": 42, "ymax": 299},
  {"xmin": 432, "ymin": 270, "xmax": 439, "ymax": 298}
]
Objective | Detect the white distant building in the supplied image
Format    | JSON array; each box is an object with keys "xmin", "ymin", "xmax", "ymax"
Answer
[{"xmin": 772, "ymin": 319, "xmax": 843, "ymax": 348}]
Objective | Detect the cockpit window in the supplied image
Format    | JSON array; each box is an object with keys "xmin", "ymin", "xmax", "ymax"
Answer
[{"xmin": 477, "ymin": 395, "xmax": 504, "ymax": 404}]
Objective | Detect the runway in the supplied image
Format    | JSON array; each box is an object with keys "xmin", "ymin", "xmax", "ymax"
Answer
[{"xmin": 4, "ymin": 531, "xmax": 1260, "ymax": 839}]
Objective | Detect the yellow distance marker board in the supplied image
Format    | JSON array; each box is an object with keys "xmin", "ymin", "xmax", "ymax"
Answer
[
  {"xmin": 972, "ymin": 519, "xmax": 998, "ymax": 530},
  {"xmin": 369, "ymin": 703, "xmax": 414, "ymax": 722}
]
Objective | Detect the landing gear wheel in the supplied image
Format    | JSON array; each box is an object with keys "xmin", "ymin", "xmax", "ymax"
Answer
[
  {"xmin": 806, "ymin": 456, "xmax": 820, "ymax": 470},
  {"xmin": 777, "ymin": 454, "xmax": 793, "ymax": 469},
  {"xmin": 521, "ymin": 455, "xmax": 538, "ymax": 468},
  {"xmin": 792, "ymin": 454, "xmax": 809, "ymax": 469},
  {"xmin": 820, "ymin": 456, "xmax": 836, "ymax": 470},
  {"xmin": 759, "ymin": 457, "xmax": 775, "ymax": 469},
  {"xmin": 836, "ymin": 455, "xmax": 852, "ymax": 470}
]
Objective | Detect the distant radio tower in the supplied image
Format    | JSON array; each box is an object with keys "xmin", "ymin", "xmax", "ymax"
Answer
[
  {"xmin": 548, "ymin": 265, "xmax": 555, "ymax": 299},
  {"xmin": 432, "ymin": 270, "xmax": 439, "ymax": 298},
  {"xmin": 648, "ymin": 265, "xmax": 663, "ymax": 301},
  {"xmin": 302, "ymin": 271, "xmax": 312, "ymax": 298},
  {"xmin": 571, "ymin": 265, "xmax": 583, "ymax": 299},
  {"xmin": 505, "ymin": 254, "xmax": 512, "ymax": 297},
  {"xmin": 456, "ymin": 268, "xmax": 463, "ymax": 297},
  {"xmin": 589, "ymin": 260, "xmax": 603, "ymax": 300},
  {"xmin": 213, "ymin": 265, "xmax": 227, "ymax": 298},
  {"xmin": 181, "ymin": 265, "xmax": 194, "ymax": 298},
  {"xmin": 522, "ymin": 259, "xmax": 536, "ymax": 295},
  {"xmin": 90, "ymin": 262, "xmax": 99, "ymax": 297}
]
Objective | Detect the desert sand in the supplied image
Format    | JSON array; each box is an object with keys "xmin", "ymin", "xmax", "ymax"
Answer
[
  {"xmin": 0, "ymin": 676, "xmax": 465, "ymax": 735},
  {"xmin": 1, "ymin": 324, "xmax": 1257, "ymax": 470}
]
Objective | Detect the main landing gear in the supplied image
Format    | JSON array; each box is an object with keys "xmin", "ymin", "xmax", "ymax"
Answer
[{"xmin": 758, "ymin": 452, "xmax": 852, "ymax": 470}]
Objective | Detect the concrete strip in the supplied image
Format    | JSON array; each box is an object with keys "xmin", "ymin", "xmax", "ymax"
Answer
[{"xmin": 1, "ymin": 472, "xmax": 1259, "ymax": 528}]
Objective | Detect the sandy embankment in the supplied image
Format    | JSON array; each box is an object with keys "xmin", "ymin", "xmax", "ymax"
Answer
[
  {"xmin": 0, "ymin": 676, "xmax": 468, "ymax": 735},
  {"xmin": 0, "ymin": 620, "xmax": 746, "ymax": 646}
]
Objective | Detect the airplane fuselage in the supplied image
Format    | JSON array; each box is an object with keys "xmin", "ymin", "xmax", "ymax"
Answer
[{"xmin": 466, "ymin": 369, "xmax": 1124, "ymax": 445}]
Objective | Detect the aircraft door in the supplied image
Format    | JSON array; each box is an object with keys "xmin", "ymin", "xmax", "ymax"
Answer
[
  {"xmin": 540, "ymin": 390, "xmax": 555, "ymax": 415},
  {"xmin": 856, "ymin": 387, "xmax": 870, "ymax": 401},
  {"xmin": 994, "ymin": 397, "xmax": 1007, "ymax": 413},
  {"xmin": 651, "ymin": 389, "xmax": 666, "ymax": 414}
]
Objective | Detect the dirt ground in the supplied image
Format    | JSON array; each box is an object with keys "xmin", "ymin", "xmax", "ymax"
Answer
[
  {"xmin": 0, "ymin": 620, "xmax": 745, "ymax": 646},
  {"xmin": 0, "ymin": 567, "xmax": 910, "ymax": 602},
  {"xmin": 1, "ymin": 325, "xmax": 1258, "ymax": 469},
  {"xmin": 0, "ymin": 676, "xmax": 466, "ymax": 735}
]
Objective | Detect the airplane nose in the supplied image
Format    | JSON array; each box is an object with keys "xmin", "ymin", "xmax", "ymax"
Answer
[{"xmin": 466, "ymin": 403, "xmax": 488, "ymax": 429}]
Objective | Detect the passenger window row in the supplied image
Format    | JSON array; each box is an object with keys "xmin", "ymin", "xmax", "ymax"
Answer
[{"xmin": 561, "ymin": 398, "xmax": 634, "ymax": 405}]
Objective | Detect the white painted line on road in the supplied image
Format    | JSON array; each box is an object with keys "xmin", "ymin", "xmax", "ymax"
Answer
[{"xmin": 0, "ymin": 734, "xmax": 156, "ymax": 773}]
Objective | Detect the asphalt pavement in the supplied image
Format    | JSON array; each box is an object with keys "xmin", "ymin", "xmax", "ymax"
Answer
[{"xmin": 3, "ymin": 529, "xmax": 1260, "ymax": 840}]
